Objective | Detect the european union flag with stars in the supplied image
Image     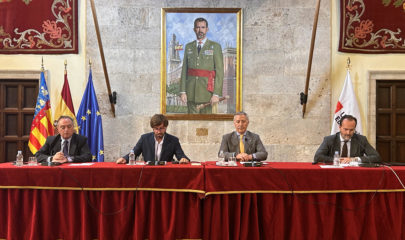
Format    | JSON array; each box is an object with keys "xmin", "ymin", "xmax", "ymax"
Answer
[{"xmin": 76, "ymin": 69, "xmax": 104, "ymax": 162}]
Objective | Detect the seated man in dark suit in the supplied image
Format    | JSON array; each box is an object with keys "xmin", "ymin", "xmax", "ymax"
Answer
[
  {"xmin": 35, "ymin": 115, "xmax": 92, "ymax": 163},
  {"xmin": 219, "ymin": 112, "xmax": 268, "ymax": 161},
  {"xmin": 116, "ymin": 114, "xmax": 190, "ymax": 164},
  {"xmin": 314, "ymin": 115, "xmax": 381, "ymax": 164}
]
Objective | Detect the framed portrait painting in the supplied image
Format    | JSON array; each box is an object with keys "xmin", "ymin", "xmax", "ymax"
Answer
[{"xmin": 161, "ymin": 8, "xmax": 242, "ymax": 120}]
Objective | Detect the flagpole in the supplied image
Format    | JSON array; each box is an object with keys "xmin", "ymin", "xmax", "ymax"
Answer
[
  {"xmin": 300, "ymin": 0, "xmax": 321, "ymax": 118},
  {"xmin": 90, "ymin": 0, "xmax": 116, "ymax": 118},
  {"xmin": 41, "ymin": 56, "xmax": 44, "ymax": 72}
]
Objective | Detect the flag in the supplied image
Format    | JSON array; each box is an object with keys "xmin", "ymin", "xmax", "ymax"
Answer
[
  {"xmin": 54, "ymin": 68, "xmax": 78, "ymax": 128},
  {"xmin": 28, "ymin": 71, "xmax": 54, "ymax": 154},
  {"xmin": 76, "ymin": 69, "xmax": 104, "ymax": 162},
  {"xmin": 331, "ymin": 70, "xmax": 363, "ymax": 134}
]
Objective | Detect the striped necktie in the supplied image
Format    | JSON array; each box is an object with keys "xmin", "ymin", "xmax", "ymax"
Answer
[{"xmin": 63, "ymin": 140, "xmax": 69, "ymax": 157}]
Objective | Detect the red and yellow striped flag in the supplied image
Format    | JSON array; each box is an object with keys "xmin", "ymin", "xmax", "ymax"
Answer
[
  {"xmin": 54, "ymin": 68, "xmax": 78, "ymax": 128},
  {"xmin": 28, "ymin": 71, "xmax": 54, "ymax": 154}
]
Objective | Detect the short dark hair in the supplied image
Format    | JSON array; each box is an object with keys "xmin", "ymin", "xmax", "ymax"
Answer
[
  {"xmin": 339, "ymin": 114, "xmax": 357, "ymax": 127},
  {"xmin": 194, "ymin": 17, "xmax": 208, "ymax": 28},
  {"xmin": 150, "ymin": 114, "xmax": 168, "ymax": 128}
]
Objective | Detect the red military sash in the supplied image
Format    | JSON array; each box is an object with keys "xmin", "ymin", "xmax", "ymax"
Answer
[{"xmin": 187, "ymin": 68, "xmax": 216, "ymax": 93}]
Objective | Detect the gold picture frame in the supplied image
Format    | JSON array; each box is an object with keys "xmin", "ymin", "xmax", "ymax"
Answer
[{"xmin": 161, "ymin": 8, "xmax": 242, "ymax": 120}]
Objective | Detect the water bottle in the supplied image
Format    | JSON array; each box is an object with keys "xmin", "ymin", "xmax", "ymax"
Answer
[
  {"xmin": 218, "ymin": 150, "xmax": 225, "ymax": 166},
  {"xmin": 128, "ymin": 150, "xmax": 135, "ymax": 165},
  {"xmin": 16, "ymin": 150, "xmax": 23, "ymax": 167},
  {"xmin": 333, "ymin": 151, "xmax": 340, "ymax": 166}
]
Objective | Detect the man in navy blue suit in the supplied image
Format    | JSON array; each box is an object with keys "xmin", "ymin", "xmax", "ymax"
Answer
[{"xmin": 116, "ymin": 114, "xmax": 190, "ymax": 164}]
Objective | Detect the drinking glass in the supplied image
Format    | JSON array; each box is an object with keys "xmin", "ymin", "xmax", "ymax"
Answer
[
  {"xmin": 228, "ymin": 153, "xmax": 237, "ymax": 166},
  {"xmin": 28, "ymin": 157, "xmax": 37, "ymax": 166},
  {"xmin": 136, "ymin": 155, "xmax": 144, "ymax": 165}
]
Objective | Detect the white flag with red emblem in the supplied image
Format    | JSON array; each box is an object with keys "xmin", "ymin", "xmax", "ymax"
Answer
[{"xmin": 331, "ymin": 70, "xmax": 363, "ymax": 134}]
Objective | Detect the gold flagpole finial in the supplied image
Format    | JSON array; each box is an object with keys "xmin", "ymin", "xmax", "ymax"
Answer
[
  {"xmin": 89, "ymin": 58, "xmax": 92, "ymax": 69},
  {"xmin": 64, "ymin": 59, "xmax": 67, "ymax": 74},
  {"xmin": 346, "ymin": 57, "xmax": 351, "ymax": 70},
  {"xmin": 41, "ymin": 56, "xmax": 44, "ymax": 71}
]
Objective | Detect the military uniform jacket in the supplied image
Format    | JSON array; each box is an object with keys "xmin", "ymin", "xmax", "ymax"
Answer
[{"xmin": 180, "ymin": 39, "xmax": 224, "ymax": 103}]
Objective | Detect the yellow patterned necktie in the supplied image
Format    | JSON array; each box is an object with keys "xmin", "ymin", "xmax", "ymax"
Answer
[{"xmin": 240, "ymin": 135, "xmax": 245, "ymax": 153}]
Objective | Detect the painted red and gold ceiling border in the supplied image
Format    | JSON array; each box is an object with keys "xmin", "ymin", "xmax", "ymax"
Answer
[
  {"xmin": 339, "ymin": 0, "xmax": 405, "ymax": 54},
  {"xmin": 0, "ymin": 0, "xmax": 78, "ymax": 54}
]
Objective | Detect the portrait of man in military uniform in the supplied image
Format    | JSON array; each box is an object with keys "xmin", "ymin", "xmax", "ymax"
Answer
[
  {"xmin": 164, "ymin": 10, "xmax": 240, "ymax": 116},
  {"xmin": 179, "ymin": 17, "xmax": 224, "ymax": 114}
]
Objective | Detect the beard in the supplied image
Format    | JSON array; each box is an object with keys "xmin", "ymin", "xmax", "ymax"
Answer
[
  {"xmin": 155, "ymin": 133, "xmax": 164, "ymax": 140},
  {"xmin": 197, "ymin": 32, "xmax": 205, "ymax": 39},
  {"xmin": 341, "ymin": 134, "xmax": 352, "ymax": 141}
]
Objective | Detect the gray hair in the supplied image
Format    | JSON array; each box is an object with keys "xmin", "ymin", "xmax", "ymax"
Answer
[
  {"xmin": 233, "ymin": 111, "xmax": 249, "ymax": 121},
  {"xmin": 56, "ymin": 115, "xmax": 75, "ymax": 126}
]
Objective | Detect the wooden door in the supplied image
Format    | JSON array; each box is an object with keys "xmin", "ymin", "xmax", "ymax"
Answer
[
  {"xmin": 0, "ymin": 79, "xmax": 37, "ymax": 163},
  {"xmin": 376, "ymin": 80, "xmax": 405, "ymax": 163}
]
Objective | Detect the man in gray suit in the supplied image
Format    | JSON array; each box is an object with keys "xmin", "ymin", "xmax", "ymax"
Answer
[
  {"xmin": 219, "ymin": 112, "xmax": 268, "ymax": 161},
  {"xmin": 314, "ymin": 115, "xmax": 381, "ymax": 164}
]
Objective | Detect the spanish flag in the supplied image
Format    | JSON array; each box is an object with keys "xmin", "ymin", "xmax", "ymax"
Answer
[
  {"xmin": 28, "ymin": 70, "xmax": 54, "ymax": 154},
  {"xmin": 54, "ymin": 67, "xmax": 78, "ymax": 129}
]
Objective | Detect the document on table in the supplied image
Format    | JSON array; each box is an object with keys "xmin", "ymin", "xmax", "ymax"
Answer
[
  {"xmin": 319, "ymin": 165, "xmax": 344, "ymax": 168},
  {"xmin": 68, "ymin": 163, "xmax": 95, "ymax": 166}
]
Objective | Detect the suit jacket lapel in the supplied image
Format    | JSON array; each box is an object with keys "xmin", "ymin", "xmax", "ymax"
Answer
[
  {"xmin": 334, "ymin": 133, "xmax": 341, "ymax": 154},
  {"xmin": 350, "ymin": 134, "xmax": 358, "ymax": 156},
  {"xmin": 69, "ymin": 134, "xmax": 77, "ymax": 155},
  {"xmin": 162, "ymin": 134, "xmax": 170, "ymax": 160},
  {"xmin": 149, "ymin": 133, "xmax": 156, "ymax": 160},
  {"xmin": 53, "ymin": 135, "xmax": 62, "ymax": 154},
  {"xmin": 231, "ymin": 132, "xmax": 239, "ymax": 152},
  {"xmin": 245, "ymin": 131, "xmax": 253, "ymax": 153}
]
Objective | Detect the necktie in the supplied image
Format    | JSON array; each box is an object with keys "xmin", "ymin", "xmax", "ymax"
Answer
[
  {"xmin": 341, "ymin": 141, "xmax": 348, "ymax": 158},
  {"xmin": 197, "ymin": 41, "xmax": 202, "ymax": 54},
  {"xmin": 63, "ymin": 140, "xmax": 69, "ymax": 157},
  {"xmin": 240, "ymin": 135, "xmax": 245, "ymax": 153}
]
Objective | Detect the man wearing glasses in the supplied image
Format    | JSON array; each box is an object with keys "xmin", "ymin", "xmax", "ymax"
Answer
[
  {"xmin": 35, "ymin": 115, "xmax": 92, "ymax": 163},
  {"xmin": 116, "ymin": 114, "xmax": 190, "ymax": 164}
]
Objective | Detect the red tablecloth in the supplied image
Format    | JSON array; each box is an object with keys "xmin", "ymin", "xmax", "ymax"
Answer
[
  {"xmin": 0, "ymin": 162, "xmax": 204, "ymax": 240},
  {"xmin": 204, "ymin": 162, "xmax": 405, "ymax": 194},
  {"xmin": 1, "ymin": 161, "xmax": 405, "ymax": 239},
  {"xmin": 203, "ymin": 162, "xmax": 405, "ymax": 240},
  {"xmin": 0, "ymin": 162, "xmax": 204, "ymax": 193}
]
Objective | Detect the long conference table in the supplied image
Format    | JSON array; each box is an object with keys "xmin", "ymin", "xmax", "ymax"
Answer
[{"xmin": 1, "ymin": 161, "xmax": 405, "ymax": 240}]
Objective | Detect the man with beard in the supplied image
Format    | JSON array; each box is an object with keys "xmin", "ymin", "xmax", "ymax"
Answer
[
  {"xmin": 180, "ymin": 17, "xmax": 224, "ymax": 114},
  {"xmin": 314, "ymin": 115, "xmax": 381, "ymax": 164},
  {"xmin": 116, "ymin": 114, "xmax": 190, "ymax": 164},
  {"xmin": 219, "ymin": 112, "xmax": 268, "ymax": 161}
]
